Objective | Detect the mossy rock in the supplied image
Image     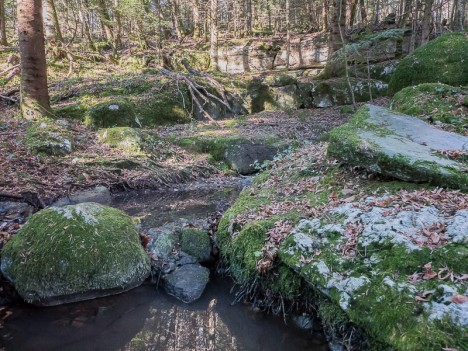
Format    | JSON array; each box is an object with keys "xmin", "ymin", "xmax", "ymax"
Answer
[
  {"xmin": 388, "ymin": 32, "xmax": 468, "ymax": 95},
  {"xmin": 179, "ymin": 228, "xmax": 211, "ymax": 262},
  {"xmin": 24, "ymin": 121, "xmax": 73, "ymax": 156},
  {"xmin": 84, "ymin": 98, "xmax": 138, "ymax": 129},
  {"xmin": 303, "ymin": 78, "xmax": 388, "ymax": 108},
  {"xmin": 328, "ymin": 104, "xmax": 468, "ymax": 190},
  {"xmin": 0, "ymin": 203, "xmax": 150, "ymax": 306},
  {"xmin": 321, "ymin": 28, "xmax": 410, "ymax": 79},
  {"xmin": 97, "ymin": 127, "xmax": 163, "ymax": 155},
  {"xmin": 391, "ymin": 83, "xmax": 468, "ymax": 133}
]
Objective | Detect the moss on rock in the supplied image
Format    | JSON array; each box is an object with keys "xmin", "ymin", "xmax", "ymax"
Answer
[
  {"xmin": 179, "ymin": 228, "xmax": 212, "ymax": 262},
  {"xmin": 25, "ymin": 121, "xmax": 73, "ymax": 156},
  {"xmin": 388, "ymin": 33, "xmax": 468, "ymax": 95},
  {"xmin": 84, "ymin": 98, "xmax": 138, "ymax": 129},
  {"xmin": 391, "ymin": 83, "xmax": 467, "ymax": 133},
  {"xmin": 97, "ymin": 127, "xmax": 163, "ymax": 155},
  {"xmin": 0, "ymin": 203, "xmax": 150, "ymax": 306}
]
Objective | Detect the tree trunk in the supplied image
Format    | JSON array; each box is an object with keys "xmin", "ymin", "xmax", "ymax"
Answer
[
  {"xmin": 44, "ymin": 0, "xmax": 63, "ymax": 44},
  {"xmin": 322, "ymin": 0, "xmax": 328, "ymax": 31},
  {"xmin": 245, "ymin": 0, "xmax": 252, "ymax": 36},
  {"xmin": 113, "ymin": 0, "xmax": 122, "ymax": 49},
  {"xmin": 0, "ymin": 0, "xmax": 8, "ymax": 46},
  {"xmin": 192, "ymin": 0, "xmax": 200, "ymax": 38},
  {"xmin": 285, "ymin": 0, "xmax": 291, "ymax": 70},
  {"xmin": 329, "ymin": 0, "xmax": 346, "ymax": 56},
  {"xmin": 96, "ymin": 0, "xmax": 114, "ymax": 44},
  {"xmin": 349, "ymin": 0, "xmax": 359, "ymax": 26},
  {"xmin": 420, "ymin": 0, "xmax": 434, "ymax": 44},
  {"xmin": 18, "ymin": 0, "xmax": 51, "ymax": 119},
  {"xmin": 359, "ymin": 0, "xmax": 367, "ymax": 23},
  {"xmin": 170, "ymin": 0, "xmax": 182, "ymax": 40},
  {"xmin": 209, "ymin": 0, "xmax": 218, "ymax": 70}
]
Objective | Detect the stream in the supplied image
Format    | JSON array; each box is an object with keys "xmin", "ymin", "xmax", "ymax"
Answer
[{"xmin": 0, "ymin": 179, "xmax": 329, "ymax": 351}]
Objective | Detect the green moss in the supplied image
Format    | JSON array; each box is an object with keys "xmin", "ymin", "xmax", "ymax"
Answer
[
  {"xmin": 391, "ymin": 83, "xmax": 467, "ymax": 133},
  {"xmin": 177, "ymin": 135, "xmax": 246, "ymax": 161},
  {"xmin": 84, "ymin": 98, "xmax": 138, "ymax": 129},
  {"xmin": 179, "ymin": 228, "xmax": 211, "ymax": 262},
  {"xmin": 388, "ymin": 33, "xmax": 468, "ymax": 95},
  {"xmin": 97, "ymin": 127, "xmax": 162, "ymax": 156},
  {"xmin": 0, "ymin": 203, "xmax": 150, "ymax": 305},
  {"xmin": 25, "ymin": 121, "xmax": 73, "ymax": 156}
]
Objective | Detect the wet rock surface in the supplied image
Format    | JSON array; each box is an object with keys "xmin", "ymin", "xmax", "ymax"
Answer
[{"xmin": 162, "ymin": 264, "xmax": 210, "ymax": 303}]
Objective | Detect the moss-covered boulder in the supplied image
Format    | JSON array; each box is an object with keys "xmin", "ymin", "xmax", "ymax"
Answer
[
  {"xmin": 179, "ymin": 228, "xmax": 212, "ymax": 262},
  {"xmin": 84, "ymin": 98, "xmax": 138, "ymax": 129},
  {"xmin": 388, "ymin": 32, "xmax": 468, "ymax": 95},
  {"xmin": 328, "ymin": 104, "xmax": 468, "ymax": 189},
  {"xmin": 391, "ymin": 83, "xmax": 468, "ymax": 134},
  {"xmin": 25, "ymin": 121, "xmax": 73, "ymax": 156},
  {"xmin": 321, "ymin": 28, "xmax": 410, "ymax": 79},
  {"xmin": 97, "ymin": 127, "xmax": 163, "ymax": 155},
  {"xmin": 0, "ymin": 203, "xmax": 150, "ymax": 306}
]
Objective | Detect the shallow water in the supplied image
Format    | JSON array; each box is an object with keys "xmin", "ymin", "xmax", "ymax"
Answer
[
  {"xmin": 0, "ymin": 278, "xmax": 328, "ymax": 351},
  {"xmin": 0, "ymin": 181, "xmax": 329, "ymax": 351}
]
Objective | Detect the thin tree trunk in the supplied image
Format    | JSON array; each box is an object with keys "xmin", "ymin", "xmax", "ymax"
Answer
[
  {"xmin": 113, "ymin": 0, "xmax": 122, "ymax": 49},
  {"xmin": 209, "ymin": 0, "xmax": 218, "ymax": 70},
  {"xmin": 0, "ymin": 0, "xmax": 8, "ymax": 46},
  {"xmin": 44, "ymin": 0, "xmax": 63, "ymax": 44},
  {"xmin": 18, "ymin": 0, "xmax": 51, "ymax": 119},
  {"xmin": 170, "ymin": 0, "xmax": 182, "ymax": 40},
  {"xmin": 79, "ymin": 0, "xmax": 94, "ymax": 50},
  {"xmin": 359, "ymin": 0, "xmax": 367, "ymax": 23},
  {"xmin": 245, "ymin": 0, "xmax": 252, "ymax": 36}
]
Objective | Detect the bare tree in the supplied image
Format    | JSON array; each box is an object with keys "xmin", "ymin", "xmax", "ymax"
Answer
[{"xmin": 18, "ymin": 0, "xmax": 51, "ymax": 119}]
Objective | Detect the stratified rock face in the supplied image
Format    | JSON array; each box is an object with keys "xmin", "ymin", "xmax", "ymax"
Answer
[
  {"xmin": 162, "ymin": 264, "xmax": 210, "ymax": 303},
  {"xmin": 328, "ymin": 104, "xmax": 468, "ymax": 190},
  {"xmin": 0, "ymin": 203, "xmax": 150, "ymax": 306}
]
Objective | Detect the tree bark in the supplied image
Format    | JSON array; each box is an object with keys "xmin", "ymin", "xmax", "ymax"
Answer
[
  {"xmin": 0, "ymin": 0, "xmax": 7, "ymax": 45},
  {"xmin": 44, "ymin": 0, "xmax": 63, "ymax": 44},
  {"xmin": 329, "ymin": 0, "xmax": 346, "ymax": 56},
  {"xmin": 113, "ymin": 0, "xmax": 122, "ymax": 49},
  {"xmin": 209, "ymin": 0, "xmax": 218, "ymax": 70},
  {"xmin": 96, "ymin": 0, "xmax": 114, "ymax": 44},
  {"xmin": 322, "ymin": 0, "xmax": 328, "ymax": 31},
  {"xmin": 18, "ymin": 0, "xmax": 51, "ymax": 119},
  {"xmin": 420, "ymin": 0, "xmax": 434, "ymax": 44},
  {"xmin": 285, "ymin": 0, "xmax": 291, "ymax": 70}
]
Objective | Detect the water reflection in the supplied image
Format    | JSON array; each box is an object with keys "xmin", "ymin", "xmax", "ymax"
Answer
[{"xmin": 1, "ymin": 279, "xmax": 328, "ymax": 351}]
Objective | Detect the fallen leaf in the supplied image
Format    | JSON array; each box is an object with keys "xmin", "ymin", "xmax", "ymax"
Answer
[
  {"xmin": 415, "ymin": 296, "xmax": 429, "ymax": 302},
  {"xmin": 423, "ymin": 270, "xmax": 437, "ymax": 280},
  {"xmin": 450, "ymin": 295, "xmax": 468, "ymax": 304}
]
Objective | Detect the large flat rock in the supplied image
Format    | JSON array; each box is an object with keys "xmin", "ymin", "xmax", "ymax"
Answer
[{"xmin": 328, "ymin": 104, "xmax": 468, "ymax": 189}]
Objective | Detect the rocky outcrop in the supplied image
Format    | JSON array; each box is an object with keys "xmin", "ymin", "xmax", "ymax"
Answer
[
  {"xmin": 217, "ymin": 34, "xmax": 328, "ymax": 74},
  {"xmin": 328, "ymin": 104, "xmax": 468, "ymax": 190},
  {"xmin": 0, "ymin": 203, "xmax": 150, "ymax": 306},
  {"xmin": 216, "ymin": 141, "xmax": 468, "ymax": 350}
]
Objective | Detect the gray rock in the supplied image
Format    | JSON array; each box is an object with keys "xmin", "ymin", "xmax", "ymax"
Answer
[
  {"xmin": 224, "ymin": 141, "xmax": 280, "ymax": 175},
  {"xmin": 328, "ymin": 104, "xmax": 468, "ymax": 190},
  {"xmin": 162, "ymin": 264, "xmax": 210, "ymax": 303},
  {"xmin": 52, "ymin": 186, "xmax": 112, "ymax": 207}
]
